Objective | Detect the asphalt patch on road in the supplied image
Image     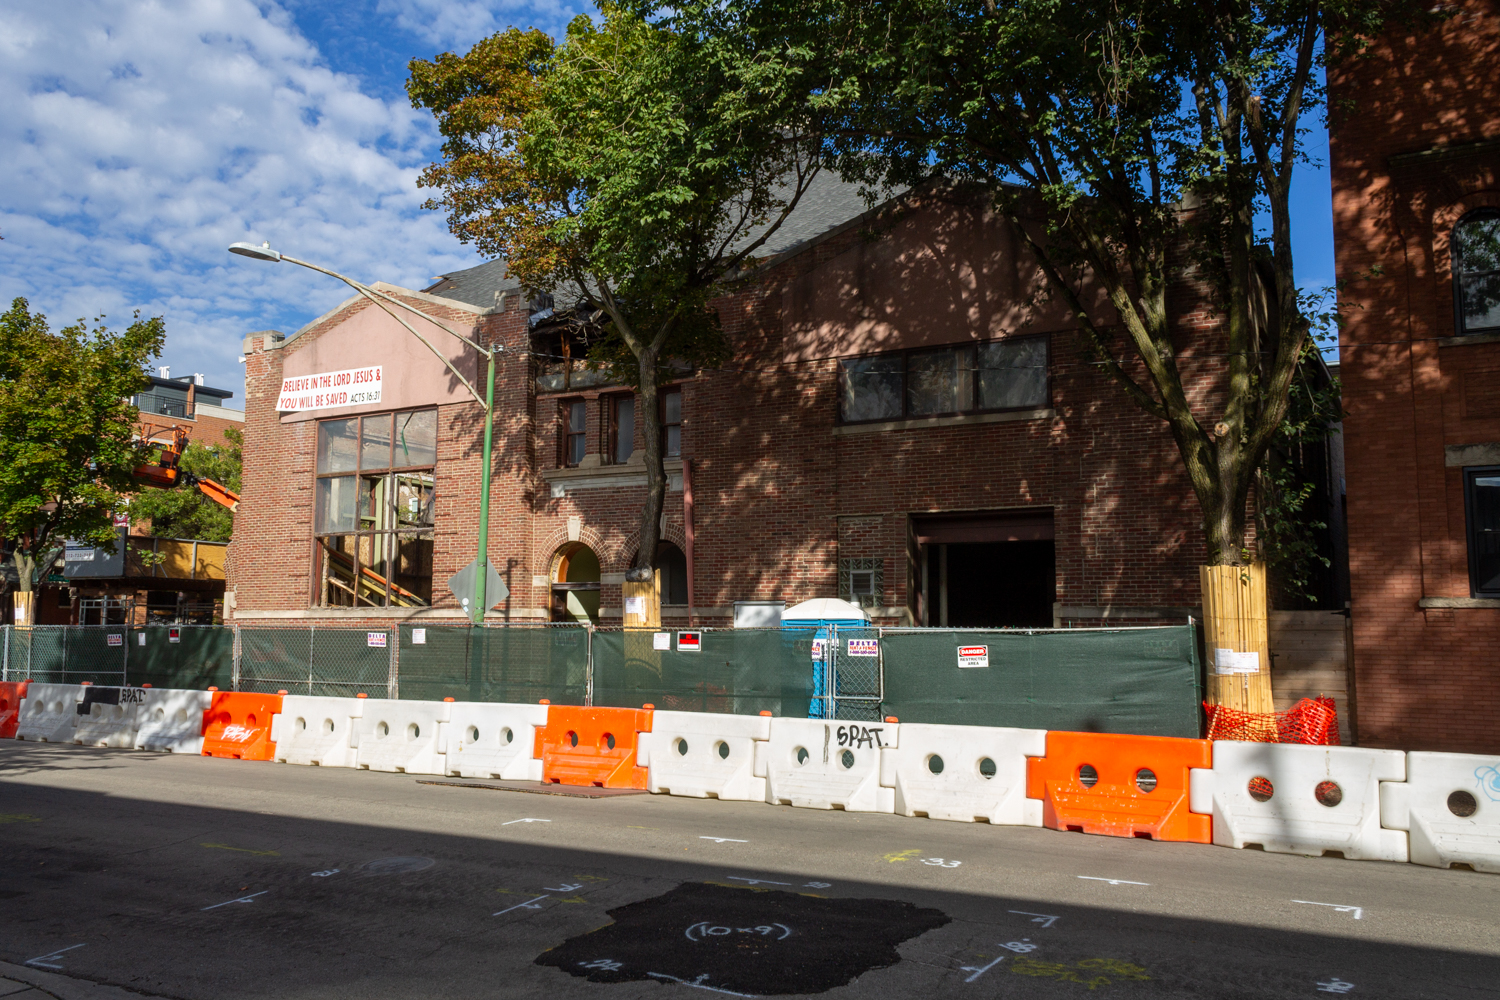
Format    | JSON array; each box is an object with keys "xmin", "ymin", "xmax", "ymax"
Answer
[{"xmin": 536, "ymin": 881, "xmax": 949, "ymax": 995}]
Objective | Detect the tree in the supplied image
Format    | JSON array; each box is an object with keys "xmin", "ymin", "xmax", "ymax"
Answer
[
  {"xmin": 0, "ymin": 298, "xmax": 163, "ymax": 597},
  {"xmin": 658, "ymin": 0, "xmax": 1414, "ymax": 568},
  {"xmin": 128, "ymin": 427, "xmax": 242, "ymax": 542},
  {"xmin": 408, "ymin": 5, "xmax": 824, "ymax": 578}
]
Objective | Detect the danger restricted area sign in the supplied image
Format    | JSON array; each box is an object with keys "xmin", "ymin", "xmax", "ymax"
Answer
[{"xmin": 956, "ymin": 645, "xmax": 989, "ymax": 668}]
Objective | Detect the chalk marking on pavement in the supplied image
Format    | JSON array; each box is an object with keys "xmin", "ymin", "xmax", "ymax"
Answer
[
  {"xmin": 543, "ymin": 882, "xmax": 584, "ymax": 892},
  {"xmin": 1293, "ymin": 900, "xmax": 1363, "ymax": 920},
  {"xmin": 959, "ymin": 955, "xmax": 1006, "ymax": 982},
  {"xmin": 1078, "ymin": 876, "xmax": 1150, "ymax": 886},
  {"xmin": 502, "ymin": 818, "xmax": 551, "ymax": 826},
  {"xmin": 311, "ymin": 869, "xmax": 340, "ymax": 877},
  {"xmin": 201, "ymin": 891, "xmax": 268, "ymax": 911},
  {"xmin": 647, "ymin": 972, "xmax": 759, "ymax": 997},
  {"xmin": 494, "ymin": 894, "xmax": 550, "ymax": 916},
  {"xmin": 0, "ymin": 813, "xmax": 43, "ymax": 824},
  {"xmin": 1009, "ymin": 910, "xmax": 1061, "ymax": 928},
  {"xmin": 884, "ymin": 849, "xmax": 922, "ymax": 863},
  {"xmin": 1317, "ymin": 978, "xmax": 1356, "ymax": 994},
  {"xmin": 24, "ymin": 944, "xmax": 85, "ymax": 970},
  {"xmin": 201, "ymin": 843, "xmax": 279, "ymax": 856},
  {"xmin": 921, "ymin": 858, "xmax": 961, "ymax": 867},
  {"xmin": 700, "ymin": 836, "xmax": 749, "ymax": 843},
  {"xmin": 727, "ymin": 876, "xmax": 791, "ymax": 886}
]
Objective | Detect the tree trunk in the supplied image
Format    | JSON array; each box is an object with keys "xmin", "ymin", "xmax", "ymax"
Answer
[
  {"xmin": 13, "ymin": 548, "xmax": 35, "ymax": 594},
  {"xmin": 631, "ymin": 348, "xmax": 665, "ymax": 579},
  {"xmin": 1200, "ymin": 563, "xmax": 1274, "ymax": 714}
]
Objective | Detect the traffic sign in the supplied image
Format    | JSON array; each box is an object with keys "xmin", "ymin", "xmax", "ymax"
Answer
[{"xmin": 447, "ymin": 557, "xmax": 508, "ymax": 622}]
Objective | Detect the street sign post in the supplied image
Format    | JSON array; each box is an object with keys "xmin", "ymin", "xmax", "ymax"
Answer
[{"xmin": 448, "ymin": 558, "xmax": 508, "ymax": 622}]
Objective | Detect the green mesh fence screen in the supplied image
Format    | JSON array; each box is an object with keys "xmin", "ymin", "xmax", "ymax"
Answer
[
  {"xmin": 6, "ymin": 626, "xmax": 128, "ymax": 685},
  {"xmin": 239, "ymin": 626, "xmax": 393, "ymax": 697},
  {"xmin": 126, "ymin": 626, "xmax": 233, "ymax": 689},
  {"xmin": 879, "ymin": 625, "xmax": 1201, "ymax": 737},
  {"xmin": 396, "ymin": 624, "xmax": 588, "ymax": 704},
  {"xmin": 591, "ymin": 628, "xmax": 815, "ymax": 717}
]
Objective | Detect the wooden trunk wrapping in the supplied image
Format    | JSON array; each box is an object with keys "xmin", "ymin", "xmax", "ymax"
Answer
[
  {"xmin": 621, "ymin": 576, "xmax": 663, "ymax": 693},
  {"xmin": 12, "ymin": 591, "xmax": 35, "ymax": 627},
  {"xmin": 1199, "ymin": 563, "xmax": 1274, "ymax": 714},
  {"xmin": 621, "ymin": 576, "xmax": 661, "ymax": 630}
]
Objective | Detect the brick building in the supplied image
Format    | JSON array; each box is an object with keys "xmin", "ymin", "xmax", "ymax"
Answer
[
  {"xmin": 1329, "ymin": 0, "xmax": 1500, "ymax": 752},
  {"xmin": 229, "ymin": 181, "xmax": 1249, "ymax": 632}
]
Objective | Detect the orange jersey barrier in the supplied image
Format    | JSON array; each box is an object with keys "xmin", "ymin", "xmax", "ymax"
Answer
[
  {"xmin": 535, "ymin": 706, "xmax": 653, "ymax": 788},
  {"xmin": 0, "ymin": 680, "xmax": 30, "ymax": 739},
  {"xmin": 1025, "ymin": 731, "xmax": 1212, "ymax": 843},
  {"xmin": 201, "ymin": 691, "xmax": 282, "ymax": 761}
]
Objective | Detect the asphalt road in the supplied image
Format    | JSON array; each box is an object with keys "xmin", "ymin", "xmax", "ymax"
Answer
[{"xmin": 1, "ymin": 741, "xmax": 1496, "ymax": 1000}]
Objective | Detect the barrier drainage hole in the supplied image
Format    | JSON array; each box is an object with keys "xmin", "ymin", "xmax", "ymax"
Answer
[
  {"xmin": 1078, "ymin": 764, "xmax": 1099, "ymax": 788},
  {"xmin": 409, "ymin": 724, "xmax": 421, "ymax": 740},
  {"xmin": 676, "ymin": 738, "xmax": 690, "ymax": 757},
  {"xmin": 927, "ymin": 755, "xmax": 944, "ymax": 775},
  {"xmin": 795, "ymin": 747, "xmax": 809, "ymax": 766},
  {"xmin": 978, "ymin": 757, "xmax": 996, "ymax": 779},
  {"xmin": 1248, "ymin": 776, "xmax": 1274, "ymax": 802},
  {"xmin": 295, "ymin": 718, "xmax": 307, "ymax": 734},
  {"xmin": 535, "ymin": 881, "xmax": 950, "ymax": 995},
  {"xmin": 1135, "ymin": 768, "xmax": 1158, "ymax": 794},
  {"xmin": 604, "ymin": 733, "xmax": 616, "ymax": 751},
  {"xmin": 1447, "ymin": 790, "xmax": 1478, "ymax": 817},
  {"xmin": 467, "ymin": 726, "xmax": 480, "ymax": 742},
  {"xmin": 377, "ymin": 722, "xmax": 390, "ymax": 737},
  {"xmin": 840, "ymin": 749, "xmax": 855, "ymax": 769},
  {"xmin": 501, "ymin": 727, "xmax": 513, "ymax": 745},
  {"xmin": 1314, "ymin": 780, "xmax": 1343, "ymax": 808},
  {"xmin": 716, "ymin": 741, "xmax": 730, "ymax": 760},
  {"xmin": 568, "ymin": 731, "xmax": 579, "ymax": 748}
]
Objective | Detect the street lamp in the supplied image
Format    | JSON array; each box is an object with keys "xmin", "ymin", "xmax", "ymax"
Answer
[{"xmin": 228, "ymin": 241, "xmax": 500, "ymax": 624}]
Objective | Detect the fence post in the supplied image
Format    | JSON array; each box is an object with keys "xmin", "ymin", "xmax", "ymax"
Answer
[
  {"xmin": 307, "ymin": 623, "xmax": 315, "ymax": 696},
  {"xmin": 829, "ymin": 624, "xmax": 838, "ymax": 722},
  {"xmin": 585, "ymin": 623, "xmax": 594, "ymax": 707},
  {"xmin": 122, "ymin": 620, "xmax": 130, "ymax": 686},
  {"xmin": 232, "ymin": 624, "xmax": 242, "ymax": 691},
  {"xmin": 876, "ymin": 625, "xmax": 885, "ymax": 711},
  {"xmin": 387, "ymin": 627, "xmax": 398, "ymax": 700},
  {"xmin": 2, "ymin": 625, "xmax": 8, "ymax": 682}
]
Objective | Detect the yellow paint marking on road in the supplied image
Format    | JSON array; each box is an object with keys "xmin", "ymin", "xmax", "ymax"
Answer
[
  {"xmin": 0, "ymin": 813, "xmax": 43, "ymax": 824},
  {"xmin": 884, "ymin": 848, "xmax": 922, "ymax": 863},
  {"xmin": 200, "ymin": 843, "xmax": 280, "ymax": 856}
]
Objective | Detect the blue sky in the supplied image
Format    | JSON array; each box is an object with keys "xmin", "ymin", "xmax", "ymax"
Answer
[{"xmin": 0, "ymin": 0, "xmax": 1337, "ymax": 407}]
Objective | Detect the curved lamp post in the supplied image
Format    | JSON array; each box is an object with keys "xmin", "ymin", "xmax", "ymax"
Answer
[{"xmin": 228, "ymin": 241, "xmax": 500, "ymax": 623}]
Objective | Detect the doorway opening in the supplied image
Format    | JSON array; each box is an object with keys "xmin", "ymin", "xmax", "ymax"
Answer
[
  {"xmin": 551, "ymin": 543, "xmax": 601, "ymax": 623},
  {"xmin": 913, "ymin": 510, "xmax": 1056, "ymax": 628}
]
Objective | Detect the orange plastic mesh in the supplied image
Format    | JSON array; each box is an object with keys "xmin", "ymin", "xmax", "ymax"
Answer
[{"xmin": 1203, "ymin": 696, "xmax": 1339, "ymax": 745}]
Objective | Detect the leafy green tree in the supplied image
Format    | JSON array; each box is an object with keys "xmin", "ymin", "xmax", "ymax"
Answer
[
  {"xmin": 0, "ymin": 298, "xmax": 163, "ymax": 595},
  {"xmin": 408, "ymin": 5, "xmax": 824, "ymax": 576},
  {"xmin": 128, "ymin": 427, "xmax": 242, "ymax": 542},
  {"xmin": 654, "ymin": 0, "xmax": 1415, "ymax": 568}
]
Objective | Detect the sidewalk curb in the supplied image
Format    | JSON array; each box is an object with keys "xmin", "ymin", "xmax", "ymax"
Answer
[{"xmin": 0, "ymin": 962, "xmax": 175, "ymax": 1000}]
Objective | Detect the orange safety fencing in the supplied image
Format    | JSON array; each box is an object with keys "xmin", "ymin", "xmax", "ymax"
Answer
[
  {"xmin": 202, "ymin": 691, "xmax": 281, "ymax": 760},
  {"xmin": 0, "ymin": 680, "xmax": 30, "ymax": 740},
  {"xmin": 535, "ymin": 705, "xmax": 653, "ymax": 788},
  {"xmin": 1203, "ymin": 697, "xmax": 1340, "ymax": 745},
  {"xmin": 1025, "ymin": 731, "xmax": 1212, "ymax": 843}
]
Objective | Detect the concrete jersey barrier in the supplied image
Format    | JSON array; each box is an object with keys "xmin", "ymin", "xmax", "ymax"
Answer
[
  {"xmin": 353, "ymin": 698, "xmax": 450, "ymax": 775},
  {"xmin": 638, "ymin": 710, "xmax": 772, "ymax": 800},
  {"xmin": 272, "ymin": 695, "xmax": 365, "ymax": 768},
  {"xmin": 16, "ymin": 683, "xmax": 85, "ymax": 743},
  {"xmin": 1381, "ymin": 751, "xmax": 1500, "ymax": 873},
  {"xmin": 1189, "ymin": 742, "xmax": 1408, "ymax": 862},
  {"xmin": 756, "ymin": 718, "xmax": 897, "ymax": 812},
  {"xmin": 445, "ymin": 702, "xmax": 548, "ymax": 781},
  {"xmin": 880, "ymin": 723, "xmax": 1046, "ymax": 825},
  {"xmin": 73, "ymin": 686, "xmax": 149, "ymax": 748},
  {"xmin": 133, "ymin": 688, "xmax": 211, "ymax": 754}
]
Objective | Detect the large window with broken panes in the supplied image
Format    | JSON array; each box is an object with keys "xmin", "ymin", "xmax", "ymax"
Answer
[
  {"xmin": 838, "ymin": 335, "xmax": 1049, "ymax": 424},
  {"xmin": 313, "ymin": 410, "xmax": 436, "ymax": 607}
]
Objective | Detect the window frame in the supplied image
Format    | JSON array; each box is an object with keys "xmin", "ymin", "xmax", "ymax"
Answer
[
  {"xmin": 660, "ymin": 386, "xmax": 683, "ymax": 458},
  {"xmin": 560, "ymin": 397, "xmax": 587, "ymax": 468},
  {"xmin": 836, "ymin": 334, "xmax": 1051, "ymax": 425},
  {"xmin": 1463, "ymin": 465, "xmax": 1500, "ymax": 598},
  {"xmin": 312, "ymin": 408, "xmax": 436, "ymax": 609},
  {"xmin": 1453, "ymin": 208, "xmax": 1500, "ymax": 337},
  {"xmin": 604, "ymin": 392, "xmax": 636, "ymax": 465}
]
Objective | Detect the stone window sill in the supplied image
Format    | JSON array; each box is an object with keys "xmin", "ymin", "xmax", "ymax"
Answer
[
  {"xmin": 1417, "ymin": 597, "xmax": 1500, "ymax": 609},
  {"xmin": 543, "ymin": 459, "xmax": 683, "ymax": 497},
  {"xmin": 831, "ymin": 408, "xmax": 1054, "ymax": 436}
]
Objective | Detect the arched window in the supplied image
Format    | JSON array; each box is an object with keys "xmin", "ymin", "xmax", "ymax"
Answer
[{"xmin": 1454, "ymin": 209, "xmax": 1500, "ymax": 335}]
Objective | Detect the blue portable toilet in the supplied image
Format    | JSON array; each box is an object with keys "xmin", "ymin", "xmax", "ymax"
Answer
[{"xmin": 781, "ymin": 598, "xmax": 871, "ymax": 719}]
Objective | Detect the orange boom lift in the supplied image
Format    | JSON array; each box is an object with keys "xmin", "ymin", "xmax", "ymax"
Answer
[{"xmin": 133, "ymin": 423, "xmax": 240, "ymax": 511}]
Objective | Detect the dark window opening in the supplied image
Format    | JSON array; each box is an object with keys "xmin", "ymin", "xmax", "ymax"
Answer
[
  {"xmin": 607, "ymin": 394, "xmax": 636, "ymax": 464},
  {"xmin": 661, "ymin": 388, "xmax": 682, "ymax": 458},
  {"xmin": 1465, "ymin": 466, "xmax": 1500, "ymax": 597},
  {"xmin": 839, "ymin": 336, "xmax": 1049, "ymax": 424},
  {"xmin": 655, "ymin": 541, "xmax": 688, "ymax": 605},
  {"xmin": 561, "ymin": 399, "xmax": 587, "ymax": 467},
  {"xmin": 1454, "ymin": 209, "xmax": 1500, "ymax": 336}
]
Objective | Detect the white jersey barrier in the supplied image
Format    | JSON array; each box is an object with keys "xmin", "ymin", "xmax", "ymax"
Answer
[
  {"xmin": 639, "ymin": 711, "xmax": 771, "ymax": 800},
  {"xmin": 755, "ymin": 718, "xmax": 897, "ymax": 812},
  {"xmin": 879, "ymin": 723, "xmax": 1046, "ymax": 825},
  {"xmin": 1189, "ymin": 742, "xmax": 1408, "ymax": 862},
  {"xmin": 73, "ymin": 686, "xmax": 149, "ymax": 748},
  {"xmin": 352, "ymin": 698, "xmax": 450, "ymax": 775},
  {"xmin": 272, "ymin": 696, "xmax": 365, "ymax": 768},
  {"xmin": 16, "ymin": 683, "xmax": 85, "ymax": 743},
  {"xmin": 445, "ymin": 702, "xmax": 548, "ymax": 780},
  {"xmin": 1381, "ymin": 751, "xmax": 1500, "ymax": 873},
  {"xmin": 134, "ymin": 688, "xmax": 211, "ymax": 754}
]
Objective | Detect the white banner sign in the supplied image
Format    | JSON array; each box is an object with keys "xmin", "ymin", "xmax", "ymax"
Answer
[
  {"xmin": 277, "ymin": 366, "xmax": 383, "ymax": 411},
  {"xmin": 1214, "ymin": 648, "xmax": 1261, "ymax": 675}
]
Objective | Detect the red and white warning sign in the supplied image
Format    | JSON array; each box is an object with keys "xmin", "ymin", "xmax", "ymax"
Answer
[
  {"xmin": 846, "ymin": 638, "xmax": 879, "ymax": 657},
  {"xmin": 676, "ymin": 631, "xmax": 702, "ymax": 652},
  {"xmin": 957, "ymin": 645, "xmax": 989, "ymax": 668},
  {"xmin": 168, "ymin": 627, "xmax": 181, "ymax": 644},
  {"xmin": 277, "ymin": 366, "xmax": 383, "ymax": 411}
]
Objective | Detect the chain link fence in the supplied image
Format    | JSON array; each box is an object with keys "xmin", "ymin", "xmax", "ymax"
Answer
[{"xmin": 0, "ymin": 621, "xmax": 1201, "ymax": 734}]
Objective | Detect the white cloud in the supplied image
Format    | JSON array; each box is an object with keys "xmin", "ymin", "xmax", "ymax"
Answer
[
  {"xmin": 376, "ymin": 0, "xmax": 580, "ymax": 49},
  {"xmin": 0, "ymin": 0, "xmax": 502, "ymax": 401}
]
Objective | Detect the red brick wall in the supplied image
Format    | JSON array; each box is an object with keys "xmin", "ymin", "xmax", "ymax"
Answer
[{"xmin": 1329, "ymin": 0, "xmax": 1500, "ymax": 752}]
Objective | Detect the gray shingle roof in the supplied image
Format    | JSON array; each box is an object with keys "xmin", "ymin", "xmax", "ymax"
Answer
[{"xmin": 421, "ymin": 259, "xmax": 523, "ymax": 310}]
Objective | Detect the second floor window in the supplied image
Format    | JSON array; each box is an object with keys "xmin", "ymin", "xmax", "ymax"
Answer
[
  {"xmin": 1455, "ymin": 210, "xmax": 1500, "ymax": 335},
  {"xmin": 607, "ymin": 394, "xmax": 635, "ymax": 464},
  {"xmin": 562, "ymin": 399, "xmax": 587, "ymax": 467},
  {"xmin": 839, "ymin": 335, "xmax": 1049, "ymax": 424},
  {"xmin": 662, "ymin": 387, "xmax": 682, "ymax": 457}
]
